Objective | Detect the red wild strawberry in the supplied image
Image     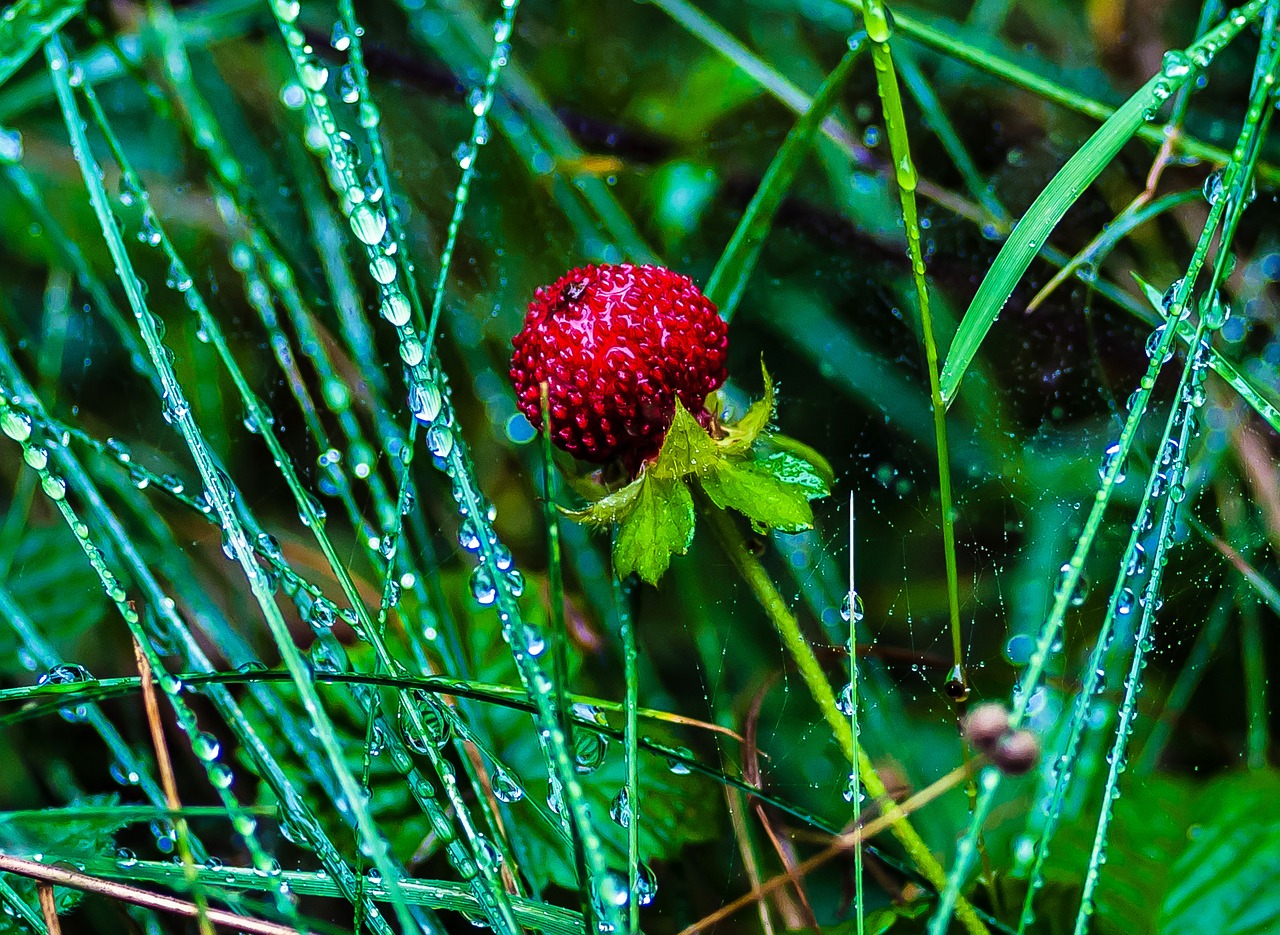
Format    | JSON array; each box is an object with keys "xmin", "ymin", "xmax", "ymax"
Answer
[{"xmin": 510, "ymin": 264, "xmax": 729, "ymax": 473}]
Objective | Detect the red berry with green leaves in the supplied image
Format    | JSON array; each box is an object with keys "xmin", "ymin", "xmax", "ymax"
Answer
[{"xmin": 510, "ymin": 263, "xmax": 729, "ymax": 473}]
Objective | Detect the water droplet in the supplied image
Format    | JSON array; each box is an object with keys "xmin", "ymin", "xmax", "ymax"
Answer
[
  {"xmin": 1200, "ymin": 289, "xmax": 1230, "ymax": 330},
  {"xmin": 609, "ymin": 786, "xmax": 632, "ymax": 827},
  {"xmin": 1055, "ymin": 563, "xmax": 1089, "ymax": 607},
  {"xmin": 1203, "ymin": 168, "xmax": 1225, "ymax": 206},
  {"xmin": 41, "ymin": 474, "xmax": 67, "ymax": 500},
  {"xmin": 193, "ymin": 731, "xmax": 221, "ymax": 761},
  {"xmin": 349, "ymin": 203, "xmax": 387, "ymax": 245},
  {"xmin": 408, "ymin": 382, "xmax": 443, "ymax": 425},
  {"xmin": 493, "ymin": 769, "xmax": 524, "ymax": 803},
  {"xmin": 0, "ymin": 127, "xmax": 23, "ymax": 164},
  {"xmin": 1161, "ymin": 49, "xmax": 1192, "ymax": 78},
  {"xmin": 1099, "ymin": 442, "xmax": 1127, "ymax": 483},
  {"xmin": 943, "ymin": 664, "xmax": 970, "ymax": 702}
]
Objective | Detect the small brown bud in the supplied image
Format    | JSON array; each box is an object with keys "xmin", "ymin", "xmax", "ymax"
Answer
[
  {"xmin": 992, "ymin": 729, "xmax": 1041, "ymax": 776},
  {"xmin": 962, "ymin": 703, "xmax": 1010, "ymax": 753}
]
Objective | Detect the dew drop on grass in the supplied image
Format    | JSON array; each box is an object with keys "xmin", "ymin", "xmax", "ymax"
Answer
[
  {"xmin": 41, "ymin": 474, "xmax": 66, "ymax": 500},
  {"xmin": 1145, "ymin": 326, "xmax": 1173, "ymax": 362},
  {"xmin": 492, "ymin": 769, "xmax": 524, "ymax": 803},
  {"xmin": 409, "ymin": 382, "xmax": 443, "ymax": 424},
  {"xmin": 0, "ymin": 127, "xmax": 23, "ymax": 163},
  {"xmin": 348, "ymin": 203, "xmax": 387, "ymax": 245},
  {"xmin": 210, "ymin": 764, "xmax": 234, "ymax": 789},
  {"xmin": 192, "ymin": 731, "xmax": 221, "ymax": 761},
  {"xmin": 339, "ymin": 64, "xmax": 360, "ymax": 104},
  {"xmin": 1055, "ymin": 563, "xmax": 1089, "ymax": 606},
  {"xmin": 609, "ymin": 786, "xmax": 631, "ymax": 827},
  {"xmin": 1200, "ymin": 290, "xmax": 1231, "ymax": 330},
  {"xmin": 470, "ymin": 565, "xmax": 497, "ymax": 606},
  {"xmin": 836, "ymin": 682, "xmax": 855, "ymax": 716},
  {"xmin": 573, "ymin": 729, "xmax": 608, "ymax": 774},
  {"xmin": 944, "ymin": 664, "xmax": 971, "ymax": 702},
  {"xmin": 840, "ymin": 591, "xmax": 865, "ymax": 624},
  {"xmin": 1203, "ymin": 168, "xmax": 1225, "ymax": 205},
  {"xmin": 427, "ymin": 424, "xmax": 455, "ymax": 458},
  {"xmin": 381, "ymin": 292, "xmax": 412, "ymax": 327},
  {"xmin": 666, "ymin": 748, "xmax": 693, "ymax": 774},
  {"xmin": 369, "ymin": 255, "xmax": 397, "ymax": 284},
  {"xmin": 594, "ymin": 869, "xmax": 631, "ymax": 916},
  {"xmin": 1, "ymin": 410, "xmax": 31, "ymax": 442}
]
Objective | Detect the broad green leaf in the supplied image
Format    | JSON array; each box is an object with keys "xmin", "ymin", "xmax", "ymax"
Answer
[
  {"xmin": 1041, "ymin": 774, "xmax": 1194, "ymax": 935},
  {"xmin": 0, "ymin": 526, "xmax": 107, "ymax": 667},
  {"xmin": 938, "ymin": 4, "xmax": 1262, "ymax": 405},
  {"xmin": 720, "ymin": 359, "xmax": 775, "ymax": 455},
  {"xmin": 649, "ymin": 401, "xmax": 719, "ymax": 480},
  {"xmin": 0, "ymin": 0, "xmax": 84, "ymax": 90},
  {"xmin": 700, "ymin": 461, "xmax": 813, "ymax": 532},
  {"xmin": 0, "ymin": 793, "xmax": 126, "ymax": 929},
  {"xmin": 613, "ymin": 476, "xmax": 695, "ymax": 584},
  {"xmin": 1160, "ymin": 772, "xmax": 1280, "ymax": 935}
]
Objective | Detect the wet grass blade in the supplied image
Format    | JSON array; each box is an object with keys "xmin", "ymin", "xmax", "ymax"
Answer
[
  {"xmin": 938, "ymin": 0, "xmax": 1265, "ymax": 405},
  {"xmin": 0, "ymin": 0, "xmax": 83, "ymax": 89},
  {"xmin": 705, "ymin": 37, "xmax": 863, "ymax": 319}
]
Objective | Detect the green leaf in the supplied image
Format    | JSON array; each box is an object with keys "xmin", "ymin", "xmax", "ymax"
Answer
[
  {"xmin": 720, "ymin": 359, "xmax": 775, "ymax": 456},
  {"xmin": 0, "ymin": 793, "xmax": 127, "ymax": 929},
  {"xmin": 759, "ymin": 444, "xmax": 833, "ymax": 500},
  {"xmin": 1160, "ymin": 771, "xmax": 1280, "ymax": 935},
  {"xmin": 649, "ymin": 401, "xmax": 719, "ymax": 480},
  {"xmin": 700, "ymin": 460, "xmax": 813, "ymax": 532},
  {"xmin": 1040, "ymin": 774, "xmax": 1194, "ymax": 935},
  {"xmin": 0, "ymin": 0, "xmax": 84, "ymax": 91},
  {"xmin": 937, "ymin": 6, "xmax": 1257, "ymax": 405},
  {"xmin": 613, "ymin": 476, "xmax": 695, "ymax": 584},
  {"xmin": 561, "ymin": 476, "xmax": 644, "ymax": 526}
]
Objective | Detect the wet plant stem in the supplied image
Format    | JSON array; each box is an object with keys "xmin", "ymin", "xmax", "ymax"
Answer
[
  {"xmin": 700, "ymin": 501, "xmax": 989, "ymax": 935},
  {"xmin": 0, "ymin": 855, "xmax": 299, "ymax": 935},
  {"xmin": 861, "ymin": 0, "xmax": 964, "ymax": 682},
  {"xmin": 132, "ymin": 639, "xmax": 213, "ymax": 935}
]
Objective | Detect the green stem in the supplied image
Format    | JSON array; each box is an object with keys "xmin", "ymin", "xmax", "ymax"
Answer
[
  {"xmin": 862, "ymin": 0, "xmax": 964, "ymax": 682},
  {"xmin": 700, "ymin": 502, "xmax": 989, "ymax": 935}
]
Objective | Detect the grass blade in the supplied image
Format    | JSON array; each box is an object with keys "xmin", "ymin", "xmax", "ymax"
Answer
[
  {"xmin": 0, "ymin": 0, "xmax": 83, "ymax": 89},
  {"xmin": 938, "ymin": 0, "xmax": 1264, "ymax": 405}
]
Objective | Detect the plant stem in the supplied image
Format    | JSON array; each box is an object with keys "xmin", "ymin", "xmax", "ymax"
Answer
[
  {"xmin": 700, "ymin": 502, "xmax": 989, "ymax": 935},
  {"xmin": 862, "ymin": 0, "xmax": 965, "ymax": 684},
  {"xmin": 0, "ymin": 855, "xmax": 299, "ymax": 935}
]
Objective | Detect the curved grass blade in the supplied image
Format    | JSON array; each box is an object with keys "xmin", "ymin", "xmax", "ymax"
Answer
[
  {"xmin": 705, "ymin": 36, "xmax": 864, "ymax": 320},
  {"xmin": 938, "ymin": 0, "xmax": 1265, "ymax": 405}
]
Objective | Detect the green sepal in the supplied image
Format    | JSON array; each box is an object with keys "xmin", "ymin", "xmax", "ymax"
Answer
[
  {"xmin": 649, "ymin": 400, "xmax": 719, "ymax": 479},
  {"xmin": 719, "ymin": 358, "xmax": 774, "ymax": 455},
  {"xmin": 699, "ymin": 460, "xmax": 814, "ymax": 533},
  {"xmin": 563, "ymin": 359, "xmax": 830, "ymax": 585},
  {"xmin": 561, "ymin": 475, "xmax": 644, "ymax": 526},
  {"xmin": 613, "ymin": 475, "xmax": 695, "ymax": 584}
]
